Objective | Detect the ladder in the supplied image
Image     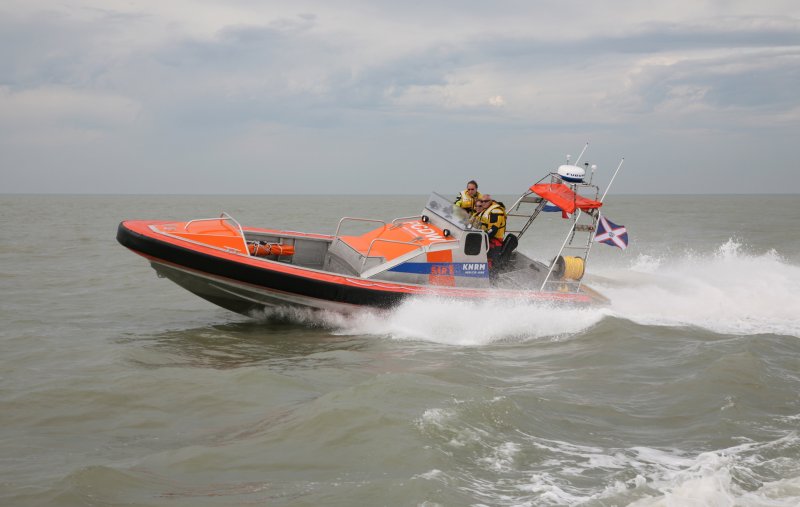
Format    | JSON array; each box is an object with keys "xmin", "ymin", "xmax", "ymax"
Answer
[
  {"xmin": 538, "ymin": 179, "xmax": 601, "ymax": 293},
  {"xmin": 505, "ymin": 193, "xmax": 546, "ymax": 238},
  {"xmin": 500, "ymin": 172, "xmax": 603, "ymax": 293}
]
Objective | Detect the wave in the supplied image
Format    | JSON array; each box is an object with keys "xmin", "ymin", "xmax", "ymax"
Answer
[
  {"xmin": 594, "ymin": 239, "xmax": 800, "ymax": 338},
  {"xmin": 416, "ymin": 398, "xmax": 800, "ymax": 506},
  {"xmin": 250, "ymin": 239, "xmax": 800, "ymax": 343},
  {"xmin": 619, "ymin": 434, "xmax": 800, "ymax": 506},
  {"xmin": 322, "ymin": 297, "xmax": 605, "ymax": 345}
]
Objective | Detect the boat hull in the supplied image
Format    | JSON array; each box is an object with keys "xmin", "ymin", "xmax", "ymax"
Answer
[
  {"xmin": 149, "ymin": 261, "xmax": 364, "ymax": 314},
  {"xmin": 117, "ymin": 220, "xmax": 602, "ymax": 317}
]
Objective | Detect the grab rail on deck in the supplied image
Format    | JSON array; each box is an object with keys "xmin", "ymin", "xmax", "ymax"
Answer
[
  {"xmin": 361, "ymin": 238, "xmax": 424, "ymax": 273},
  {"xmin": 359, "ymin": 238, "xmax": 456, "ymax": 278},
  {"xmin": 390, "ymin": 216, "xmax": 423, "ymax": 225},
  {"xmin": 334, "ymin": 217, "xmax": 387, "ymax": 238},
  {"xmin": 183, "ymin": 212, "xmax": 249, "ymax": 255}
]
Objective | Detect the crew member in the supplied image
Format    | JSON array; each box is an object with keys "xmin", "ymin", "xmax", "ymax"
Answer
[
  {"xmin": 454, "ymin": 180, "xmax": 482, "ymax": 214},
  {"xmin": 475, "ymin": 194, "xmax": 507, "ymax": 272}
]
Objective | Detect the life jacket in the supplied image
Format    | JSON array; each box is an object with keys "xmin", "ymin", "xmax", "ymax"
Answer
[
  {"xmin": 455, "ymin": 190, "xmax": 483, "ymax": 213},
  {"xmin": 479, "ymin": 201, "xmax": 506, "ymax": 241}
]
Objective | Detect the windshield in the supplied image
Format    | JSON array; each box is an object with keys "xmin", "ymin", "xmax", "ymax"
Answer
[{"xmin": 424, "ymin": 192, "xmax": 476, "ymax": 231}]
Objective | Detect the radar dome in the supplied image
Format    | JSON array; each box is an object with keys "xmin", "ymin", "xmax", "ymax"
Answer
[{"xmin": 557, "ymin": 165, "xmax": 585, "ymax": 183}]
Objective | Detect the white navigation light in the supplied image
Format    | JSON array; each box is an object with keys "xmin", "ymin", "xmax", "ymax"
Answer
[{"xmin": 557, "ymin": 164, "xmax": 585, "ymax": 183}]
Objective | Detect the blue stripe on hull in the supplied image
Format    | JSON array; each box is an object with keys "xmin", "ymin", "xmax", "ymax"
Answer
[{"xmin": 388, "ymin": 262, "xmax": 488, "ymax": 278}]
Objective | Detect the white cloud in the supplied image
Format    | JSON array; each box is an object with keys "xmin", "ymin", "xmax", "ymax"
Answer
[{"xmin": 489, "ymin": 95, "xmax": 505, "ymax": 107}]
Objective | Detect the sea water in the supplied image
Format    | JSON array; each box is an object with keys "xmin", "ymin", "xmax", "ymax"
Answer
[{"xmin": 1, "ymin": 194, "xmax": 799, "ymax": 506}]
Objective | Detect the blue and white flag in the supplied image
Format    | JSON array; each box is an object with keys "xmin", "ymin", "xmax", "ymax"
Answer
[
  {"xmin": 594, "ymin": 215, "xmax": 629, "ymax": 250},
  {"xmin": 542, "ymin": 201, "xmax": 562, "ymax": 212},
  {"xmin": 542, "ymin": 201, "xmax": 569, "ymax": 219}
]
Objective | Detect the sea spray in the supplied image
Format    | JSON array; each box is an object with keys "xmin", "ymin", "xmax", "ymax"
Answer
[
  {"xmin": 595, "ymin": 239, "xmax": 800, "ymax": 337},
  {"xmin": 252, "ymin": 239, "xmax": 800, "ymax": 342},
  {"xmin": 325, "ymin": 297, "xmax": 606, "ymax": 345}
]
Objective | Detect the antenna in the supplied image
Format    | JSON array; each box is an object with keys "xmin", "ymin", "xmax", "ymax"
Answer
[
  {"xmin": 600, "ymin": 158, "xmax": 625, "ymax": 202},
  {"xmin": 574, "ymin": 141, "xmax": 590, "ymax": 166}
]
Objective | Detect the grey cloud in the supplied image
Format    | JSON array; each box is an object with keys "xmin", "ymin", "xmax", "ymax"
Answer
[
  {"xmin": 131, "ymin": 23, "xmax": 465, "ymax": 128},
  {"xmin": 702, "ymin": 53, "xmax": 800, "ymax": 109},
  {"xmin": 623, "ymin": 49, "xmax": 800, "ymax": 115},
  {"xmin": 466, "ymin": 18, "xmax": 800, "ymax": 62},
  {"xmin": 7, "ymin": 7, "xmax": 797, "ymax": 127},
  {"xmin": 155, "ymin": 18, "xmax": 324, "ymax": 69},
  {"xmin": 0, "ymin": 8, "xmax": 147, "ymax": 88},
  {"xmin": 3, "ymin": 3, "xmax": 800, "ymax": 195},
  {"xmin": 597, "ymin": 19, "xmax": 800, "ymax": 54}
]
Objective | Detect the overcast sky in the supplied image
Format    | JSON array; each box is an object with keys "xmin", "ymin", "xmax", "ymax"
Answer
[{"xmin": 2, "ymin": 1, "xmax": 799, "ymax": 194}]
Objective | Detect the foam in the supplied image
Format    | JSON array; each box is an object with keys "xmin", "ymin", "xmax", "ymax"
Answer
[
  {"xmin": 624, "ymin": 447, "xmax": 800, "ymax": 507},
  {"xmin": 256, "ymin": 239, "xmax": 800, "ymax": 342},
  {"xmin": 595, "ymin": 239, "xmax": 800, "ymax": 337},
  {"xmin": 325, "ymin": 296, "xmax": 605, "ymax": 345},
  {"xmin": 511, "ymin": 433, "xmax": 800, "ymax": 506}
]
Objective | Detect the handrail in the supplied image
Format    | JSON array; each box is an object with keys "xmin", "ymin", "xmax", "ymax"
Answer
[
  {"xmin": 183, "ymin": 212, "xmax": 236, "ymax": 231},
  {"xmin": 509, "ymin": 190, "xmax": 541, "ymax": 212},
  {"xmin": 184, "ymin": 212, "xmax": 249, "ymax": 255},
  {"xmin": 334, "ymin": 217, "xmax": 387, "ymax": 237},
  {"xmin": 360, "ymin": 238, "xmax": 425, "ymax": 273},
  {"xmin": 359, "ymin": 239, "xmax": 458, "ymax": 279},
  {"xmin": 391, "ymin": 216, "xmax": 422, "ymax": 225},
  {"xmin": 540, "ymin": 209, "xmax": 582, "ymax": 291}
]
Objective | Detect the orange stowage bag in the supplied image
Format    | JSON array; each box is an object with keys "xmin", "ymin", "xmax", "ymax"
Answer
[
  {"xmin": 248, "ymin": 243, "xmax": 295, "ymax": 257},
  {"xmin": 530, "ymin": 183, "xmax": 603, "ymax": 214}
]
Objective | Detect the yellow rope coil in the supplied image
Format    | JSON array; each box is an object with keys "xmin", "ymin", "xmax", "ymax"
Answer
[{"xmin": 555, "ymin": 256, "xmax": 585, "ymax": 280}]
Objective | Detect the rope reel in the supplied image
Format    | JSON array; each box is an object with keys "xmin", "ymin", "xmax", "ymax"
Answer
[{"xmin": 553, "ymin": 255, "xmax": 585, "ymax": 280}]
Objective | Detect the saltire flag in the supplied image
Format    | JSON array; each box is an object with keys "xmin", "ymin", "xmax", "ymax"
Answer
[{"xmin": 594, "ymin": 215, "xmax": 629, "ymax": 250}]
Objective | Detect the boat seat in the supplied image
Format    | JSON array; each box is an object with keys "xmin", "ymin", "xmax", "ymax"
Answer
[
  {"xmin": 498, "ymin": 234, "xmax": 518, "ymax": 262},
  {"xmin": 324, "ymin": 237, "xmax": 386, "ymax": 276},
  {"xmin": 494, "ymin": 234, "xmax": 519, "ymax": 273}
]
